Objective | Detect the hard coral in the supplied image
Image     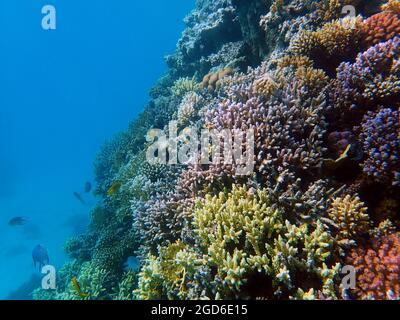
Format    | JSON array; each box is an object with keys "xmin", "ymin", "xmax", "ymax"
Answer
[
  {"xmin": 361, "ymin": 12, "xmax": 400, "ymax": 49},
  {"xmin": 360, "ymin": 108, "xmax": 400, "ymax": 186},
  {"xmin": 346, "ymin": 232, "xmax": 400, "ymax": 300},
  {"xmin": 330, "ymin": 37, "xmax": 400, "ymax": 126},
  {"xmin": 201, "ymin": 68, "xmax": 233, "ymax": 92},
  {"xmin": 327, "ymin": 195, "xmax": 370, "ymax": 245}
]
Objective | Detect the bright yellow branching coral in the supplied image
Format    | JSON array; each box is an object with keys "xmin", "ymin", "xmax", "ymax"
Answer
[
  {"xmin": 194, "ymin": 186, "xmax": 285, "ymax": 291},
  {"xmin": 328, "ymin": 195, "xmax": 370, "ymax": 244},
  {"xmin": 134, "ymin": 185, "xmax": 341, "ymax": 299}
]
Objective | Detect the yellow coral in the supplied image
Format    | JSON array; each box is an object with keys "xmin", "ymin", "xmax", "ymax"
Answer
[
  {"xmin": 328, "ymin": 195, "xmax": 370, "ymax": 244},
  {"xmin": 290, "ymin": 17, "xmax": 362, "ymax": 61},
  {"xmin": 295, "ymin": 67, "xmax": 329, "ymax": 96},
  {"xmin": 277, "ymin": 55, "xmax": 314, "ymax": 69}
]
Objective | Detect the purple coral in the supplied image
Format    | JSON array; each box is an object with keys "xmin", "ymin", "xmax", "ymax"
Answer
[
  {"xmin": 360, "ymin": 108, "xmax": 400, "ymax": 186},
  {"xmin": 330, "ymin": 37, "xmax": 400, "ymax": 126}
]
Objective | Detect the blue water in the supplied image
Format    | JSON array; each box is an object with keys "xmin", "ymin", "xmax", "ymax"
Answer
[{"xmin": 0, "ymin": 0, "xmax": 194, "ymax": 299}]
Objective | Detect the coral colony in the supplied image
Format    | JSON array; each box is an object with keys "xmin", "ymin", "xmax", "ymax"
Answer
[{"xmin": 34, "ymin": 0, "xmax": 399, "ymax": 300}]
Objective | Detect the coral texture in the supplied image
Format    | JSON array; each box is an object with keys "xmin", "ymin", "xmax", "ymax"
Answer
[{"xmin": 346, "ymin": 233, "xmax": 400, "ymax": 300}]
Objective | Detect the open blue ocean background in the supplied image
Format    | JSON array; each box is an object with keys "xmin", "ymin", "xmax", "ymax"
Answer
[{"xmin": 0, "ymin": 0, "xmax": 193, "ymax": 299}]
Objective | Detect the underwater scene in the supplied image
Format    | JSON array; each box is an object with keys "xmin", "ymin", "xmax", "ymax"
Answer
[{"xmin": 1, "ymin": 0, "xmax": 400, "ymax": 301}]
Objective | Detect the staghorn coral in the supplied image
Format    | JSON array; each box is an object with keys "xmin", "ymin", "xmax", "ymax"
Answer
[
  {"xmin": 135, "ymin": 185, "xmax": 341, "ymax": 300},
  {"xmin": 359, "ymin": 108, "xmax": 400, "ymax": 186},
  {"xmin": 346, "ymin": 232, "xmax": 400, "ymax": 300},
  {"xmin": 193, "ymin": 186, "xmax": 340, "ymax": 299},
  {"xmin": 327, "ymin": 195, "xmax": 370, "ymax": 245}
]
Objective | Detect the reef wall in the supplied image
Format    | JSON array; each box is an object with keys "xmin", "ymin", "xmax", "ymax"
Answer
[{"xmin": 34, "ymin": 0, "xmax": 399, "ymax": 300}]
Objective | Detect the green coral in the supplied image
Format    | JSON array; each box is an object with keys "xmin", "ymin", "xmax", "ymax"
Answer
[{"xmin": 171, "ymin": 77, "xmax": 199, "ymax": 97}]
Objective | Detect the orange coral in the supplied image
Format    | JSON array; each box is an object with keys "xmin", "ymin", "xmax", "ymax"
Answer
[
  {"xmin": 346, "ymin": 233, "xmax": 400, "ymax": 300},
  {"xmin": 361, "ymin": 11, "xmax": 400, "ymax": 48},
  {"xmin": 201, "ymin": 68, "xmax": 233, "ymax": 92}
]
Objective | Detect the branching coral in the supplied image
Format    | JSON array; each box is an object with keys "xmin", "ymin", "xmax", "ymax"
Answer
[
  {"xmin": 290, "ymin": 17, "xmax": 363, "ymax": 72},
  {"xmin": 327, "ymin": 195, "xmax": 370, "ymax": 245},
  {"xmin": 346, "ymin": 232, "xmax": 400, "ymax": 300},
  {"xmin": 171, "ymin": 77, "xmax": 199, "ymax": 97},
  {"xmin": 359, "ymin": 108, "xmax": 400, "ymax": 186},
  {"xmin": 135, "ymin": 185, "xmax": 341, "ymax": 300},
  {"xmin": 330, "ymin": 37, "xmax": 400, "ymax": 126},
  {"xmin": 177, "ymin": 92, "xmax": 203, "ymax": 126},
  {"xmin": 361, "ymin": 11, "xmax": 400, "ymax": 49},
  {"xmin": 206, "ymin": 77, "xmax": 328, "ymax": 176}
]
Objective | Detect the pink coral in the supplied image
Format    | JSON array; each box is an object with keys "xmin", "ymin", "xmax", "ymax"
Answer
[{"xmin": 346, "ymin": 233, "xmax": 400, "ymax": 300}]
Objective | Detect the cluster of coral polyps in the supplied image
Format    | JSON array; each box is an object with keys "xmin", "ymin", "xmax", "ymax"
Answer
[{"xmin": 34, "ymin": 0, "xmax": 400, "ymax": 300}]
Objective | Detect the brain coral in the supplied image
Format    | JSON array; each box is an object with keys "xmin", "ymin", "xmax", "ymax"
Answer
[
  {"xmin": 346, "ymin": 232, "xmax": 400, "ymax": 300},
  {"xmin": 360, "ymin": 108, "xmax": 400, "ymax": 186}
]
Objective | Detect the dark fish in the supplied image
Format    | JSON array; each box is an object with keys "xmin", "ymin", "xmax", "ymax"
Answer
[
  {"xmin": 32, "ymin": 244, "xmax": 49, "ymax": 271},
  {"xmin": 84, "ymin": 182, "xmax": 92, "ymax": 193},
  {"xmin": 8, "ymin": 217, "xmax": 27, "ymax": 227},
  {"xmin": 73, "ymin": 192, "xmax": 85, "ymax": 204}
]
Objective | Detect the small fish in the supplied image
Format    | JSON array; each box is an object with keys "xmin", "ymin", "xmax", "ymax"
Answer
[
  {"xmin": 323, "ymin": 144, "xmax": 352, "ymax": 170},
  {"xmin": 107, "ymin": 181, "xmax": 121, "ymax": 196},
  {"xmin": 73, "ymin": 192, "xmax": 85, "ymax": 204},
  {"xmin": 32, "ymin": 244, "xmax": 49, "ymax": 271},
  {"xmin": 72, "ymin": 277, "xmax": 89, "ymax": 298},
  {"xmin": 84, "ymin": 182, "xmax": 92, "ymax": 193},
  {"xmin": 8, "ymin": 217, "xmax": 27, "ymax": 227}
]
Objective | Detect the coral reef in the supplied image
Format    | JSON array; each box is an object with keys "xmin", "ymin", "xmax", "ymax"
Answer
[{"xmin": 45, "ymin": 0, "xmax": 400, "ymax": 301}]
